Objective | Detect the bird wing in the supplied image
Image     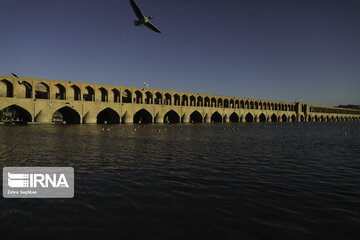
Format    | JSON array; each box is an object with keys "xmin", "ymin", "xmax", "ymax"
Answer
[
  {"xmin": 11, "ymin": 73, "xmax": 19, "ymax": 78},
  {"xmin": 144, "ymin": 22, "xmax": 161, "ymax": 33},
  {"xmin": 130, "ymin": 0, "xmax": 145, "ymax": 19}
]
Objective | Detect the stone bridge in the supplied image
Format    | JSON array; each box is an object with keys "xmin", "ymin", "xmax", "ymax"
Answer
[{"xmin": 1, "ymin": 75, "xmax": 359, "ymax": 124}]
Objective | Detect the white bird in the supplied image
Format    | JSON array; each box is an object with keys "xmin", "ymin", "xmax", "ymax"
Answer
[
  {"xmin": 130, "ymin": 0, "xmax": 161, "ymax": 33},
  {"xmin": 144, "ymin": 81, "xmax": 149, "ymax": 88}
]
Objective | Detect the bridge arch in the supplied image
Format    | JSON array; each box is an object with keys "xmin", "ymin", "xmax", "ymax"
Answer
[
  {"xmin": 18, "ymin": 81, "xmax": 32, "ymax": 98},
  {"xmin": 112, "ymin": 89, "xmax": 120, "ymax": 103},
  {"xmin": 70, "ymin": 85, "xmax": 81, "ymax": 101},
  {"xmin": 0, "ymin": 79, "xmax": 14, "ymax": 97},
  {"xmin": 52, "ymin": 106, "xmax": 80, "ymax": 124},
  {"xmin": 218, "ymin": 98, "xmax": 223, "ymax": 108},
  {"xmin": 240, "ymin": 100, "xmax": 245, "ymax": 109},
  {"xmin": 164, "ymin": 110, "xmax": 180, "ymax": 123},
  {"xmin": 97, "ymin": 107, "xmax": 120, "ymax": 124},
  {"xmin": 190, "ymin": 95, "xmax": 196, "ymax": 106},
  {"xmin": 271, "ymin": 114, "xmax": 277, "ymax": 122},
  {"xmin": 190, "ymin": 111, "xmax": 202, "ymax": 123},
  {"xmin": 164, "ymin": 93, "xmax": 171, "ymax": 105},
  {"xmin": 1, "ymin": 105, "xmax": 32, "ymax": 123},
  {"xmin": 174, "ymin": 94, "xmax": 180, "ymax": 106},
  {"xmin": 155, "ymin": 92, "xmax": 162, "ymax": 104},
  {"xmin": 230, "ymin": 99, "xmax": 234, "ymax": 108},
  {"xmin": 224, "ymin": 99, "xmax": 229, "ymax": 108},
  {"xmin": 259, "ymin": 113, "xmax": 266, "ymax": 122},
  {"xmin": 245, "ymin": 113, "xmax": 254, "ymax": 122},
  {"xmin": 84, "ymin": 86, "xmax": 95, "ymax": 101},
  {"xmin": 145, "ymin": 91, "xmax": 153, "ymax": 104},
  {"xmin": 229, "ymin": 112, "xmax": 239, "ymax": 122},
  {"xmin": 291, "ymin": 114, "xmax": 296, "ymax": 122},
  {"xmin": 204, "ymin": 97, "xmax": 210, "ymax": 107},
  {"xmin": 55, "ymin": 83, "xmax": 66, "ymax": 100},
  {"xmin": 197, "ymin": 96, "xmax": 203, "ymax": 107},
  {"xmin": 182, "ymin": 94, "xmax": 188, "ymax": 106},
  {"xmin": 211, "ymin": 97, "xmax": 216, "ymax": 107},
  {"xmin": 134, "ymin": 90, "xmax": 143, "ymax": 104},
  {"xmin": 235, "ymin": 100, "xmax": 239, "ymax": 109},
  {"xmin": 122, "ymin": 89, "xmax": 132, "ymax": 103},
  {"xmin": 134, "ymin": 109, "xmax": 152, "ymax": 124},
  {"xmin": 35, "ymin": 82, "xmax": 50, "ymax": 99},
  {"xmin": 211, "ymin": 112, "xmax": 222, "ymax": 123},
  {"xmin": 282, "ymin": 114, "xmax": 287, "ymax": 122}
]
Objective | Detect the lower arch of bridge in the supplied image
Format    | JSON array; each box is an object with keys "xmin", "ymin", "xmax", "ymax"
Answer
[
  {"xmin": 53, "ymin": 107, "xmax": 80, "ymax": 124},
  {"xmin": 245, "ymin": 113, "xmax": 253, "ymax": 122},
  {"xmin": 271, "ymin": 114, "xmax": 277, "ymax": 122},
  {"xmin": 282, "ymin": 114, "xmax": 287, "ymax": 122},
  {"xmin": 300, "ymin": 115, "xmax": 304, "ymax": 122},
  {"xmin": 134, "ymin": 109, "xmax": 152, "ymax": 124},
  {"xmin": 0, "ymin": 105, "xmax": 32, "ymax": 123},
  {"xmin": 259, "ymin": 113, "xmax": 266, "ymax": 122},
  {"xmin": 164, "ymin": 110, "xmax": 180, "ymax": 123},
  {"xmin": 97, "ymin": 108, "xmax": 120, "ymax": 124},
  {"xmin": 211, "ymin": 112, "xmax": 222, "ymax": 123},
  {"xmin": 291, "ymin": 115, "xmax": 296, "ymax": 122},
  {"xmin": 190, "ymin": 111, "xmax": 202, "ymax": 123},
  {"xmin": 229, "ymin": 112, "xmax": 239, "ymax": 122}
]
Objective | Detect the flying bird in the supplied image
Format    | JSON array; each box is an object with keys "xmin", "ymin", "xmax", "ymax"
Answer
[
  {"xmin": 144, "ymin": 81, "xmax": 149, "ymax": 88},
  {"xmin": 130, "ymin": 0, "xmax": 161, "ymax": 33},
  {"xmin": 11, "ymin": 73, "xmax": 19, "ymax": 78},
  {"xmin": 11, "ymin": 73, "xmax": 23, "ymax": 84}
]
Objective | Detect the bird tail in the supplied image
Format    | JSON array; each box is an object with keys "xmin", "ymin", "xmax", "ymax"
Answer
[{"xmin": 133, "ymin": 20, "xmax": 141, "ymax": 26}]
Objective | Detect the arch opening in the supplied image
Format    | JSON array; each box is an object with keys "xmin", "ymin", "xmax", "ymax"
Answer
[
  {"xmin": 259, "ymin": 113, "xmax": 266, "ymax": 122},
  {"xmin": 97, "ymin": 108, "xmax": 120, "ymax": 124},
  {"xmin": 52, "ymin": 106, "xmax": 80, "ymax": 124},
  {"xmin": 84, "ymin": 86, "xmax": 95, "ymax": 101},
  {"xmin": 211, "ymin": 112, "xmax": 222, "ymax": 123},
  {"xmin": 112, "ymin": 89, "xmax": 120, "ymax": 103},
  {"xmin": 164, "ymin": 110, "xmax": 180, "ymax": 123},
  {"xmin": 55, "ymin": 84, "xmax": 66, "ymax": 100},
  {"xmin": 71, "ymin": 85, "xmax": 81, "ymax": 101},
  {"xmin": 229, "ymin": 112, "xmax": 239, "ymax": 122},
  {"xmin": 190, "ymin": 111, "xmax": 202, "ymax": 123},
  {"xmin": 99, "ymin": 87, "xmax": 108, "ymax": 102},
  {"xmin": 0, "ymin": 105, "xmax": 32, "ymax": 124},
  {"xmin": 291, "ymin": 115, "xmax": 296, "ymax": 122},
  {"xmin": 133, "ymin": 109, "xmax": 152, "ymax": 124},
  {"xmin": 0, "ymin": 79, "xmax": 14, "ymax": 97},
  {"xmin": 271, "ymin": 114, "xmax": 277, "ymax": 122},
  {"xmin": 122, "ymin": 89, "xmax": 132, "ymax": 103},
  {"xmin": 19, "ymin": 81, "xmax": 32, "ymax": 98},
  {"xmin": 35, "ymin": 82, "xmax": 50, "ymax": 99},
  {"xmin": 145, "ymin": 91, "xmax": 153, "ymax": 104},
  {"xmin": 245, "ymin": 113, "xmax": 254, "ymax": 122},
  {"xmin": 282, "ymin": 114, "xmax": 287, "ymax": 122}
]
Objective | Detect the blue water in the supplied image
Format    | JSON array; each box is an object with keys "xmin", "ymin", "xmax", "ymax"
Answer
[{"xmin": 0, "ymin": 122, "xmax": 360, "ymax": 239}]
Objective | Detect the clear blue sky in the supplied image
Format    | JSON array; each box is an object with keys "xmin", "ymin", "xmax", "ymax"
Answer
[{"xmin": 1, "ymin": 0, "xmax": 359, "ymax": 106}]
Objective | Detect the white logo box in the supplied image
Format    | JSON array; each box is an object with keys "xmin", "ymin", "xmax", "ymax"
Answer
[{"xmin": 3, "ymin": 167, "xmax": 74, "ymax": 198}]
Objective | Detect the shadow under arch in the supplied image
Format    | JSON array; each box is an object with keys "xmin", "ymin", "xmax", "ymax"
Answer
[
  {"xmin": 0, "ymin": 105, "xmax": 32, "ymax": 124},
  {"xmin": 190, "ymin": 111, "xmax": 202, "ymax": 123},
  {"xmin": 164, "ymin": 110, "xmax": 180, "ymax": 123},
  {"xmin": 245, "ymin": 113, "xmax": 253, "ymax": 122},
  {"xmin": 97, "ymin": 108, "xmax": 120, "ymax": 124},
  {"xmin": 52, "ymin": 106, "xmax": 80, "ymax": 124},
  {"xmin": 259, "ymin": 113, "xmax": 266, "ymax": 122},
  {"xmin": 229, "ymin": 112, "xmax": 239, "ymax": 122},
  {"xmin": 271, "ymin": 114, "xmax": 277, "ymax": 122},
  {"xmin": 134, "ymin": 109, "xmax": 152, "ymax": 124},
  {"xmin": 211, "ymin": 112, "xmax": 222, "ymax": 123}
]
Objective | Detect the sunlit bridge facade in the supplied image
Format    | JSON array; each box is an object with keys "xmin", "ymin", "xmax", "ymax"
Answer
[{"xmin": 1, "ymin": 75, "xmax": 360, "ymax": 124}]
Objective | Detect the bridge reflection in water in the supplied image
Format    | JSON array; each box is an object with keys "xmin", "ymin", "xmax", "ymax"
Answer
[{"xmin": 0, "ymin": 75, "xmax": 359, "ymax": 124}]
